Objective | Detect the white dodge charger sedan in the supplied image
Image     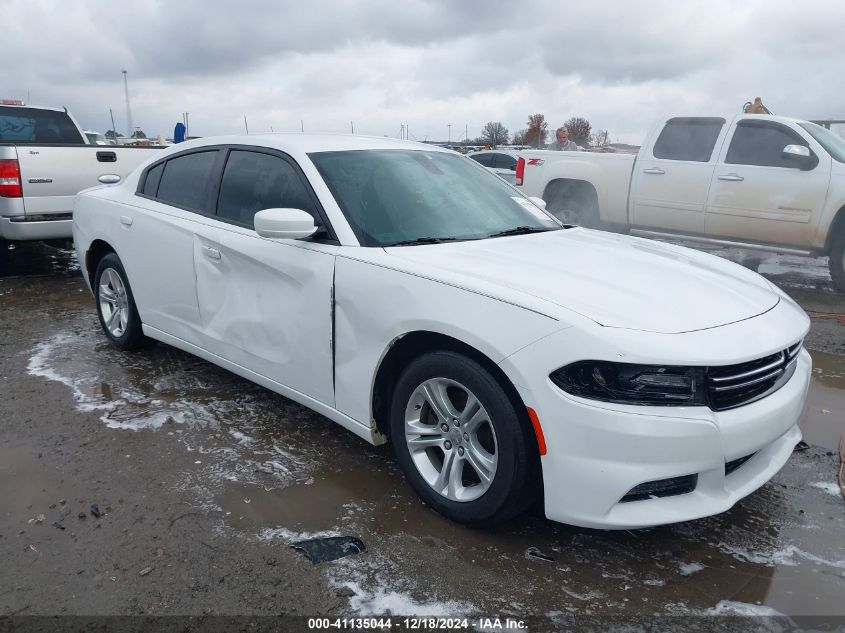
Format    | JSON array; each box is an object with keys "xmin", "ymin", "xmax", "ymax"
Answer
[{"xmin": 73, "ymin": 135, "xmax": 811, "ymax": 529}]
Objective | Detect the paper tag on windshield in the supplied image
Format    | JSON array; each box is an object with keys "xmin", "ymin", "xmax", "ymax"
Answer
[{"xmin": 512, "ymin": 196, "xmax": 551, "ymax": 221}]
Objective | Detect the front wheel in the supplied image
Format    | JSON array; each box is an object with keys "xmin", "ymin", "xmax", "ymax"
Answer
[
  {"xmin": 94, "ymin": 253, "xmax": 152, "ymax": 351},
  {"xmin": 829, "ymin": 231, "xmax": 845, "ymax": 293},
  {"xmin": 389, "ymin": 351, "xmax": 538, "ymax": 526}
]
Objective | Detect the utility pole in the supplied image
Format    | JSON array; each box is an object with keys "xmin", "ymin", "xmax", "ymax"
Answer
[
  {"xmin": 244, "ymin": 115, "xmax": 249, "ymax": 134},
  {"xmin": 301, "ymin": 120, "xmax": 304, "ymax": 133},
  {"xmin": 465, "ymin": 124, "xmax": 468, "ymax": 147},
  {"xmin": 122, "ymin": 70, "xmax": 133, "ymax": 138},
  {"xmin": 447, "ymin": 123, "xmax": 451, "ymax": 146},
  {"xmin": 109, "ymin": 109, "xmax": 117, "ymax": 137},
  {"xmin": 184, "ymin": 112, "xmax": 189, "ymax": 138},
  {"xmin": 350, "ymin": 121, "xmax": 354, "ymax": 134}
]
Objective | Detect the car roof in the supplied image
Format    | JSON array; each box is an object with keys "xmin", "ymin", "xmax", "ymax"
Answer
[{"xmin": 168, "ymin": 134, "xmax": 455, "ymax": 155}]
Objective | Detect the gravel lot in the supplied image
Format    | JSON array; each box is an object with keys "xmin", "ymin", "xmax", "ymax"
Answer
[{"xmin": 1, "ymin": 241, "xmax": 843, "ymax": 631}]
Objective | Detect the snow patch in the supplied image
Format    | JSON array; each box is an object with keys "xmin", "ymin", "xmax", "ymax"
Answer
[
  {"xmin": 809, "ymin": 481, "xmax": 841, "ymax": 496},
  {"xmin": 341, "ymin": 581, "xmax": 473, "ymax": 617},
  {"xmin": 717, "ymin": 543, "xmax": 845, "ymax": 569},
  {"xmin": 706, "ymin": 601, "xmax": 784, "ymax": 617},
  {"xmin": 678, "ymin": 562, "xmax": 705, "ymax": 576}
]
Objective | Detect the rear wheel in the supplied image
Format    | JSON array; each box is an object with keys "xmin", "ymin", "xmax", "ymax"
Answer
[
  {"xmin": 94, "ymin": 253, "xmax": 152, "ymax": 351},
  {"xmin": 829, "ymin": 231, "xmax": 845, "ymax": 293},
  {"xmin": 389, "ymin": 351, "xmax": 538, "ymax": 526}
]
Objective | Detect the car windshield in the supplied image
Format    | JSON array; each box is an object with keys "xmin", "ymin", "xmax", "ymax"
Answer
[
  {"xmin": 798, "ymin": 122, "xmax": 845, "ymax": 164},
  {"xmin": 309, "ymin": 149, "xmax": 560, "ymax": 246}
]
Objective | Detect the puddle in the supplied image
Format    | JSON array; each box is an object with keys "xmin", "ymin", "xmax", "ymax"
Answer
[
  {"xmin": 0, "ymin": 241, "xmax": 79, "ymax": 279},
  {"xmin": 804, "ymin": 350, "xmax": 845, "ymax": 449}
]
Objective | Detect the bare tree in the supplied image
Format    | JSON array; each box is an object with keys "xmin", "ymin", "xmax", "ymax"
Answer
[
  {"xmin": 525, "ymin": 114, "xmax": 548, "ymax": 148},
  {"xmin": 590, "ymin": 129, "xmax": 610, "ymax": 148},
  {"xmin": 481, "ymin": 122, "xmax": 509, "ymax": 148},
  {"xmin": 564, "ymin": 117, "xmax": 591, "ymax": 147},
  {"xmin": 511, "ymin": 129, "xmax": 527, "ymax": 145}
]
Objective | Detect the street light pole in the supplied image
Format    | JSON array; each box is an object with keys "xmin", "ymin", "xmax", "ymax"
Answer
[
  {"xmin": 447, "ymin": 124, "xmax": 451, "ymax": 146},
  {"xmin": 122, "ymin": 70, "xmax": 133, "ymax": 138}
]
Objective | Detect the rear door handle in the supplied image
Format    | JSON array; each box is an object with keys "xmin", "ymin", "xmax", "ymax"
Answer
[
  {"xmin": 643, "ymin": 167, "xmax": 665, "ymax": 175},
  {"xmin": 202, "ymin": 246, "xmax": 222, "ymax": 260},
  {"xmin": 718, "ymin": 173, "xmax": 744, "ymax": 181},
  {"xmin": 120, "ymin": 215, "xmax": 133, "ymax": 226}
]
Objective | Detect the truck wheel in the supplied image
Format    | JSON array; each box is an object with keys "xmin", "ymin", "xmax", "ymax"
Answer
[
  {"xmin": 94, "ymin": 253, "xmax": 152, "ymax": 351},
  {"xmin": 389, "ymin": 351, "xmax": 539, "ymax": 527},
  {"xmin": 829, "ymin": 231, "xmax": 845, "ymax": 293}
]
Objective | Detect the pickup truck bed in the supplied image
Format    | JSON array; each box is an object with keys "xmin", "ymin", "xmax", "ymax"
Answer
[{"xmin": 0, "ymin": 104, "xmax": 161, "ymax": 242}]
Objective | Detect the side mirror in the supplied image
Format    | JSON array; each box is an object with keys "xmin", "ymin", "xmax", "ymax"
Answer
[
  {"xmin": 529, "ymin": 196, "xmax": 547, "ymax": 210},
  {"xmin": 254, "ymin": 208, "xmax": 318, "ymax": 240},
  {"xmin": 782, "ymin": 144, "xmax": 815, "ymax": 170}
]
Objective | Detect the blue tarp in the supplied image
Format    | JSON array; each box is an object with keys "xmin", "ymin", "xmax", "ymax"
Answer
[{"xmin": 174, "ymin": 122, "xmax": 186, "ymax": 143}]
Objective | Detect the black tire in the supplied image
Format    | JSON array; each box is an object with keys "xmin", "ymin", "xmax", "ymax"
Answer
[
  {"xmin": 829, "ymin": 231, "xmax": 845, "ymax": 293},
  {"xmin": 389, "ymin": 351, "xmax": 539, "ymax": 527},
  {"xmin": 94, "ymin": 253, "xmax": 152, "ymax": 351}
]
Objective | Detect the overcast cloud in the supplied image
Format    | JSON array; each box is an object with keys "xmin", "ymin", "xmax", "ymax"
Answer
[{"xmin": 4, "ymin": 0, "xmax": 844, "ymax": 143}]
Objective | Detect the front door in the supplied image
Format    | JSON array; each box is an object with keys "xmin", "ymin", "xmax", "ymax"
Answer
[
  {"xmin": 193, "ymin": 148, "xmax": 337, "ymax": 406},
  {"xmin": 705, "ymin": 119, "xmax": 831, "ymax": 247}
]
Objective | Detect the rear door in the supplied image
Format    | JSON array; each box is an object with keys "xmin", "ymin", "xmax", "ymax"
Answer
[
  {"xmin": 119, "ymin": 148, "xmax": 223, "ymax": 344},
  {"xmin": 193, "ymin": 147, "xmax": 338, "ymax": 406},
  {"xmin": 629, "ymin": 117, "xmax": 727, "ymax": 234},
  {"xmin": 705, "ymin": 118, "xmax": 831, "ymax": 246}
]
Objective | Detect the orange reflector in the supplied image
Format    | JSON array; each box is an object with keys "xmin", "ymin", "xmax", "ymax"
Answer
[{"xmin": 526, "ymin": 407, "xmax": 546, "ymax": 456}]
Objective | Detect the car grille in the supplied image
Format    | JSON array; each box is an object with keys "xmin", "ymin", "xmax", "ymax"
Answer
[{"xmin": 705, "ymin": 342, "xmax": 801, "ymax": 411}]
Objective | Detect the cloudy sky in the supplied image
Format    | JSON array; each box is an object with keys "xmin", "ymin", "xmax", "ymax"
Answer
[{"xmin": 5, "ymin": 0, "xmax": 844, "ymax": 143}]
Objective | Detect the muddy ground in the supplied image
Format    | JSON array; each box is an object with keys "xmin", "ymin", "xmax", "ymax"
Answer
[{"xmin": 1, "ymin": 241, "xmax": 844, "ymax": 630}]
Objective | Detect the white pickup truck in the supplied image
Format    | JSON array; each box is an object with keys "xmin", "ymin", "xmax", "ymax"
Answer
[
  {"xmin": 0, "ymin": 103, "xmax": 161, "ymax": 244},
  {"xmin": 515, "ymin": 114, "xmax": 845, "ymax": 291}
]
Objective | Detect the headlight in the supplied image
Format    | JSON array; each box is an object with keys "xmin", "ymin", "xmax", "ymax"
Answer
[{"xmin": 550, "ymin": 361, "xmax": 707, "ymax": 406}]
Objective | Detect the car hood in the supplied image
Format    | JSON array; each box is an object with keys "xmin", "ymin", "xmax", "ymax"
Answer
[{"xmin": 383, "ymin": 228, "xmax": 779, "ymax": 334}]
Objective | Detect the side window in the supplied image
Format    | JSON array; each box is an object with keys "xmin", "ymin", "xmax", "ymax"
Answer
[
  {"xmin": 652, "ymin": 118, "xmax": 725, "ymax": 162},
  {"xmin": 470, "ymin": 153, "xmax": 493, "ymax": 167},
  {"xmin": 493, "ymin": 153, "xmax": 517, "ymax": 170},
  {"xmin": 216, "ymin": 150, "xmax": 316, "ymax": 228},
  {"xmin": 142, "ymin": 162, "xmax": 164, "ymax": 196},
  {"xmin": 156, "ymin": 151, "xmax": 218, "ymax": 211},
  {"xmin": 725, "ymin": 122, "xmax": 810, "ymax": 168}
]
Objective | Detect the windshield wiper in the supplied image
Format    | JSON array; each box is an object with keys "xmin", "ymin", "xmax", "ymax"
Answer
[
  {"xmin": 486, "ymin": 226, "xmax": 556, "ymax": 239},
  {"xmin": 387, "ymin": 236, "xmax": 462, "ymax": 247}
]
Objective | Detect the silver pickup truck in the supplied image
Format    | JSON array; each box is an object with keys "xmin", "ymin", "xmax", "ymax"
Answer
[{"xmin": 0, "ymin": 103, "xmax": 162, "ymax": 244}]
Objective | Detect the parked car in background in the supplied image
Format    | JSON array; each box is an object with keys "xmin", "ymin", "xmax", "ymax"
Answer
[
  {"xmin": 0, "ymin": 103, "xmax": 161, "ymax": 244},
  {"xmin": 74, "ymin": 134, "xmax": 810, "ymax": 529},
  {"xmin": 515, "ymin": 114, "xmax": 845, "ymax": 291},
  {"xmin": 468, "ymin": 149, "xmax": 519, "ymax": 184}
]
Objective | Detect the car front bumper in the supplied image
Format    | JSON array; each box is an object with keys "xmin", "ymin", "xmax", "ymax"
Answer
[{"xmin": 500, "ymin": 301, "xmax": 811, "ymax": 529}]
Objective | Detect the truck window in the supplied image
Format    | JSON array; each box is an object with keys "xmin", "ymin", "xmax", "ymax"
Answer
[
  {"xmin": 492, "ymin": 153, "xmax": 517, "ymax": 170},
  {"xmin": 470, "ymin": 153, "xmax": 494, "ymax": 167},
  {"xmin": 0, "ymin": 106, "xmax": 84, "ymax": 144},
  {"xmin": 652, "ymin": 118, "xmax": 724, "ymax": 162},
  {"xmin": 156, "ymin": 151, "xmax": 218, "ymax": 212},
  {"xmin": 216, "ymin": 150, "xmax": 316, "ymax": 228},
  {"xmin": 725, "ymin": 121, "xmax": 809, "ymax": 168}
]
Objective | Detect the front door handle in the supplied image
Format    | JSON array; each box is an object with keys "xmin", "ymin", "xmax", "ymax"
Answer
[
  {"xmin": 202, "ymin": 246, "xmax": 222, "ymax": 260},
  {"xmin": 643, "ymin": 167, "xmax": 665, "ymax": 175},
  {"xmin": 718, "ymin": 173, "xmax": 744, "ymax": 181}
]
